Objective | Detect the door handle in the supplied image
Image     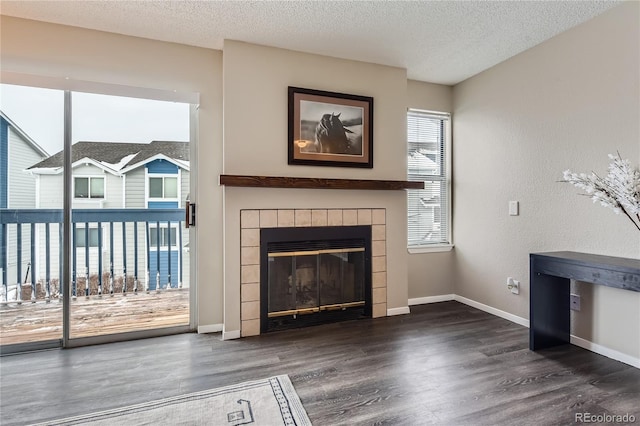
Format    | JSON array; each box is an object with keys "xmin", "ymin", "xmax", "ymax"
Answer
[{"xmin": 185, "ymin": 202, "xmax": 196, "ymax": 228}]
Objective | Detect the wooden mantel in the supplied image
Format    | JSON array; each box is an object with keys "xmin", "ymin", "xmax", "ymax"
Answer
[{"xmin": 219, "ymin": 175, "xmax": 424, "ymax": 190}]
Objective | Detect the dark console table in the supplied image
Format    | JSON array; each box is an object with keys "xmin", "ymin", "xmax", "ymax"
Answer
[{"xmin": 529, "ymin": 251, "xmax": 640, "ymax": 350}]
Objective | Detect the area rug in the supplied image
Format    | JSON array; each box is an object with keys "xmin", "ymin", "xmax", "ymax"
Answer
[{"xmin": 33, "ymin": 375, "xmax": 311, "ymax": 426}]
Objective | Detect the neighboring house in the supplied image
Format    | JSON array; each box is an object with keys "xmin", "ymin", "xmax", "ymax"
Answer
[
  {"xmin": 27, "ymin": 141, "xmax": 190, "ymax": 290},
  {"xmin": 0, "ymin": 111, "xmax": 49, "ymax": 291},
  {"xmin": 407, "ymin": 150, "xmax": 440, "ymax": 244}
]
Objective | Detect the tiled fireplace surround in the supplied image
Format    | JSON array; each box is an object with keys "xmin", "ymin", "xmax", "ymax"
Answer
[{"xmin": 240, "ymin": 208, "xmax": 387, "ymax": 337}]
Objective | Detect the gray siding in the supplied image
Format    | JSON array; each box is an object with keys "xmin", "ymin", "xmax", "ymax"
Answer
[
  {"xmin": 125, "ymin": 168, "xmax": 145, "ymax": 208},
  {"xmin": 103, "ymin": 173, "xmax": 123, "ymax": 208},
  {"xmin": 72, "ymin": 164, "xmax": 102, "ymax": 175},
  {"xmin": 5, "ymin": 128, "xmax": 46, "ymax": 289},
  {"xmin": 38, "ymin": 175, "xmax": 64, "ymax": 208},
  {"xmin": 7, "ymin": 127, "xmax": 43, "ymax": 208},
  {"xmin": 38, "ymin": 165, "xmax": 125, "ymax": 209}
]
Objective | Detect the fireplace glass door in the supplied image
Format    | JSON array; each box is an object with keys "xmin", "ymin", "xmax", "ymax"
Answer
[{"xmin": 268, "ymin": 248, "xmax": 365, "ymax": 318}]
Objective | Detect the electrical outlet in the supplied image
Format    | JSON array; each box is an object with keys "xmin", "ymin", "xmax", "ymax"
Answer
[
  {"xmin": 570, "ymin": 294, "xmax": 581, "ymax": 311},
  {"xmin": 507, "ymin": 277, "xmax": 520, "ymax": 294}
]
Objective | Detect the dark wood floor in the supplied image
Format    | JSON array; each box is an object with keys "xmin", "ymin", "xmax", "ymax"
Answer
[{"xmin": 1, "ymin": 301, "xmax": 638, "ymax": 425}]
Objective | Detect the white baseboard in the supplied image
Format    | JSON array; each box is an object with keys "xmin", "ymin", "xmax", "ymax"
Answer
[
  {"xmin": 410, "ymin": 294, "xmax": 639, "ymax": 369},
  {"xmin": 571, "ymin": 335, "xmax": 640, "ymax": 369},
  {"xmin": 453, "ymin": 295, "xmax": 530, "ymax": 328},
  {"xmin": 387, "ymin": 306, "xmax": 410, "ymax": 316},
  {"xmin": 222, "ymin": 329, "xmax": 241, "ymax": 340},
  {"xmin": 197, "ymin": 324, "xmax": 223, "ymax": 334},
  {"xmin": 408, "ymin": 294, "xmax": 455, "ymax": 305}
]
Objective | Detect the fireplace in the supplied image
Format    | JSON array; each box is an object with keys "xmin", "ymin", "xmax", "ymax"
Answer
[
  {"xmin": 240, "ymin": 208, "xmax": 387, "ymax": 337},
  {"xmin": 260, "ymin": 226, "xmax": 372, "ymax": 332}
]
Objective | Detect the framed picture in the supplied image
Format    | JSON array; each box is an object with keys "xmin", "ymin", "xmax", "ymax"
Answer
[{"xmin": 288, "ymin": 86, "xmax": 373, "ymax": 168}]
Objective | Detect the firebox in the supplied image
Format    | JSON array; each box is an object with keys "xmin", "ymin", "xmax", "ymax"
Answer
[{"xmin": 260, "ymin": 226, "xmax": 372, "ymax": 333}]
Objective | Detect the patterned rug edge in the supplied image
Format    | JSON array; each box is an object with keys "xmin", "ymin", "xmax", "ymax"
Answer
[{"xmin": 30, "ymin": 374, "xmax": 311, "ymax": 426}]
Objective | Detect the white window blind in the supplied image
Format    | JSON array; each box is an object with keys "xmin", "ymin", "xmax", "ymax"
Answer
[{"xmin": 407, "ymin": 109, "xmax": 451, "ymax": 247}]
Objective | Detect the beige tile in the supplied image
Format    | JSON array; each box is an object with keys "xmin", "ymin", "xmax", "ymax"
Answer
[
  {"xmin": 343, "ymin": 209, "xmax": 358, "ymax": 225},
  {"xmin": 372, "ymin": 240, "xmax": 386, "ymax": 257},
  {"xmin": 241, "ymin": 319, "xmax": 260, "ymax": 337},
  {"xmin": 241, "ymin": 228, "xmax": 260, "ymax": 247},
  {"xmin": 357, "ymin": 209, "xmax": 372, "ymax": 225},
  {"xmin": 241, "ymin": 210, "xmax": 260, "ymax": 229},
  {"xmin": 311, "ymin": 209, "xmax": 328, "ymax": 226},
  {"xmin": 241, "ymin": 283, "xmax": 260, "ymax": 302},
  {"xmin": 327, "ymin": 210, "xmax": 343, "ymax": 226},
  {"xmin": 278, "ymin": 210, "xmax": 295, "ymax": 227},
  {"xmin": 372, "ymin": 224, "xmax": 386, "ymax": 241},
  {"xmin": 295, "ymin": 209, "xmax": 312, "ymax": 227},
  {"xmin": 241, "ymin": 264, "xmax": 260, "ymax": 284},
  {"xmin": 260, "ymin": 210, "xmax": 277, "ymax": 228},
  {"xmin": 372, "ymin": 209, "xmax": 386, "ymax": 225},
  {"xmin": 373, "ymin": 271, "xmax": 387, "ymax": 288},
  {"xmin": 373, "ymin": 287, "xmax": 387, "ymax": 305},
  {"xmin": 241, "ymin": 301, "xmax": 260, "ymax": 320},
  {"xmin": 241, "ymin": 246, "xmax": 260, "ymax": 265},
  {"xmin": 372, "ymin": 256, "xmax": 386, "ymax": 273},
  {"xmin": 372, "ymin": 303, "xmax": 387, "ymax": 318}
]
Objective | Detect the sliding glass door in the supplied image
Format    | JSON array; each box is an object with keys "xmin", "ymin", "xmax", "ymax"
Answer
[
  {"xmin": 68, "ymin": 92, "xmax": 192, "ymax": 340},
  {"xmin": 0, "ymin": 80, "xmax": 196, "ymax": 352},
  {"xmin": 0, "ymin": 84, "xmax": 65, "ymax": 349}
]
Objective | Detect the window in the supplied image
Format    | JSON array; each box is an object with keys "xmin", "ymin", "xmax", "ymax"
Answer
[
  {"xmin": 75, "ymin": 227, "xmax": 100, "ymax": 248},
  {"xmin": 74, "ymin": 177, "xmax": 104, "ymax": 199},
  {"xmin": 149, "ymin": 225, "xmax": 178, "ymax": 249},
  {"xmin": 149, "ymin": 176, "xmax": 178, "ymax": 199},
  {"xmin": 407, "ymin": 109, "xmax": 451, "ymax": 248}
]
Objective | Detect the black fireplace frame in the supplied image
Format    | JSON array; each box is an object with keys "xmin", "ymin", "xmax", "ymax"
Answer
[{"xmin": 260, "ymin": 225, "xmax": 372, "ymax": 333}]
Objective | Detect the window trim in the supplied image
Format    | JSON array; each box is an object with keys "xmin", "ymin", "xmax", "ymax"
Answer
[
  {"xmin": 407, "ymin": 109, "xmax": 452, "ymax": 250},
  {"xmin": 408, "ymin": 244, "xmax": 454, "ymax": 254}
]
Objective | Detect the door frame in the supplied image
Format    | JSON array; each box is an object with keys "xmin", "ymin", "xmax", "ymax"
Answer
[{"xmin": 0, "ymin": 74, "xmax": 199, "ymax": 353}]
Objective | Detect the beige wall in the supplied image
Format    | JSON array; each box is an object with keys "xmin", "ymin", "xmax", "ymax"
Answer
[
  {"xmin": 2, "ymin": 6, "xmax": 638, "ymax": 360},
  {"xmin": 452, "ymin": 2, "xmax": 640, "ymax": 359},
  {"xmin": 222, "ymin": 40, "xmax": 409, "ymax": 334},
  {"xmin": 0, "ymin": 16, "xmax": 225, "ymax": 327},
  {"xmin": 407, "ymin": 80, "xmax": 453, "ymax": 113},
  {"xmin": 406, "ymin": 80, "xmax": 455, "ymax": 299}
]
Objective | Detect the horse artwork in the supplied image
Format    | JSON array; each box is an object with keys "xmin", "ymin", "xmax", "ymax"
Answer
[
  {"xmin": 314, "ymin": 113, "xmax": 356, "ymax": 155},
  {"xmin": 289, "ymin": 86, "xmax": 373, "ymax": 168}
]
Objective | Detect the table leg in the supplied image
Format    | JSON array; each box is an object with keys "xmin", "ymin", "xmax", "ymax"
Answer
[{"xmin": 529, "ymin": 270, "xmax": 570, "ymax": 350}]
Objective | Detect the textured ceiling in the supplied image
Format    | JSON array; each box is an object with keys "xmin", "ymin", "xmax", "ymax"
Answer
[{"xmin": 0, "ymin": 0, "xmax": 620, "ymax": 85}]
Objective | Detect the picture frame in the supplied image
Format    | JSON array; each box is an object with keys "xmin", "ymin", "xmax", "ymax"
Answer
[{"xmin": 288, "ymin": 86, "xmax": 373, "ymax": 168}]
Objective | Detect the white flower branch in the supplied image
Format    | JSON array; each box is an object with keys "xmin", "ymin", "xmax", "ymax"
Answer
[{"xmin": 562, "ymin": 152, "xmax": 640, "ymax": 232}]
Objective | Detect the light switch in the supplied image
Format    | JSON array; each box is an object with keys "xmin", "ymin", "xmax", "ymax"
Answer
[{"xmin": 509, "ymin": 201, "xmax": 519, "ymax": 216}]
